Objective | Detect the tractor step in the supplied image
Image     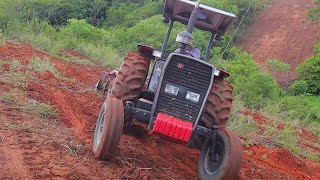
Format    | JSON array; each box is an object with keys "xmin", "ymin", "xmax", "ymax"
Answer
[{"xmin": 153, "ymin": 113, "xmax": 193, "ymax": 142}]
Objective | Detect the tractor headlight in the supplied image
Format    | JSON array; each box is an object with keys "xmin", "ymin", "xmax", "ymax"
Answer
[
  {"xmin": 165, "ymin": 84, "xmax": 179, "ymax": 96},
  {"xmin": 155, "ymin": 60, "xmax": 164, "ymax": 76},
  {"xmin": 186, "ymin": 91, "xmax": 200, "ymax": 103}
]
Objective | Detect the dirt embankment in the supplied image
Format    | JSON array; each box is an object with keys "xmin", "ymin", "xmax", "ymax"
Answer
[
  {"xmin": 242, "ymin": 0, "xmax": 320, "ymax": 87},
  {"xmin": 1, "ymin": 42, "xmax": 320, "ymax": 179}
]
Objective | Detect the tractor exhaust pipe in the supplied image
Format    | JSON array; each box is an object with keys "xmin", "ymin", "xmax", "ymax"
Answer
[
  {"xmin": 187, "ymin": 0, "xmax": 201, "ymax": 34},
  {"xmin": 178, "ymin": 0, "xmax": 200, "ymax": 54}
]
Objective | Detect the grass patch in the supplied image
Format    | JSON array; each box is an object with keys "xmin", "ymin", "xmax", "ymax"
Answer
[
  {"xmin": 267, "ymin": 59, "xmax": 291, "ymax": 72},
  {"xmin": 59, "ymin": 55, "xmax": 93, "ymax": 66},
  {"xmin": 306, "ymin": 121, "xmax": 320, "ymax": 136},
  {"xmin": 0, "ymin": 89, "xmax": 26, "ymax": 104},
  {"xmin": 36, "ymin": 103, "xmax": 58, "ymax": 119},
  {"xmin": 0, "ymin": 89, "xmax": 57, "ymax": 119},
  {"xmin": 29, "ymin": 56, "xmax": 61, "ymax": 78},
  {"xmin": 280, "ymin": 95, "xmax": 320, "ymax": 123},
  {"xmin": 261, "ymin": 95, "xmax": 320, "ymax": 125},
  {"xmin": 300, "ymin": 150, "xmax": 320, "ymax": 162},
  {"xmin": 4, "ymin": 122, "xmax": 17, "ymax": 130},
  {"xmin": 299, "ymin": 137, "xmax": 320, "ymax": 161},
  {"xmin": 259, "ymin": 97, "xmax": 320, "ymax": 158},
  {"xmin": 3, "ymin": 20, "xmax": 122, "ymax": 69},
  {"xmin": 229, "ymin": 95, "xmax": 320, "ymax": 160},
  {"xmin": 27, "ymin": 100, "xmax": 58, "ymax": 119},
  {"xmin": 230, "ymin": 115, "xmax": 258, "ymax": 146},
  {"xmin": 9, "ymin": 59, "xmax": 21, "ymax": 70},
  {"xmin": 308, "ymin": 5, "xmax": 320, "ymax": 22},
  {"xmin": 276, "ymin": 124, "xmax": 300, "ymax": 153},
  {"xmin": 0, "ymin": 59, "xmax": 58, "ymax": 119},
  {"xmin": 228, "ymin": 97, "xmax": 259, "ymax": 146},
  {"xmin": 0, "ymin": 30, "xmax": 4, "ymax": 46},
  {"xmin": 1, "ymin": 60, "xmax": 31, "ymax": 88},
  {"xmin": 72, "ymin": 43, "xmax": 123, "ymax": 68},
  {"xmin": 2, "ymin": 121, "xmax": 34, "ymax": 133},
  {"xmin": 7, "ymin": 71, "xmax": 30, "ymax": 88},
  {"xmin": 0, "ymin": 38, "xmax": 5, "ymax": 46}
]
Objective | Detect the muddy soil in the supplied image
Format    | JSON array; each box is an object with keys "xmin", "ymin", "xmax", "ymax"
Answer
[
  {"xmin": 242, "ymin": 0, "xmax": 320, "ymax": 87},
  {"xmin": 1, "ymin": 41, "xmax": 319, "ymax": 179}
]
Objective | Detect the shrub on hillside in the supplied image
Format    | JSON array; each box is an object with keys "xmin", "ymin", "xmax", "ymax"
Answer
[
  {"xmin": 61, "ymin": 19, "xmax": 111, "ymax": 43},
  {"xmin": 297, "ymin": 45, "xmax": 320, "ymax": 95},
  {"xmin": 213, "ymin": 47, "xmax": 281, "ymax": 109},
  {"xmin": 289, "ymin": 80, "xmax": 308, "ymax": 95},
  {"xmin": 105, "ymin": 0, "xmax": 162, "ymax": 28},
  {"xmin": 111, "ymin": 15, "xmax": 214, "ymax": 55}
]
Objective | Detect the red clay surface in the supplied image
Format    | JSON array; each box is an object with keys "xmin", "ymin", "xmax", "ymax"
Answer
[
  {"xmin": 1, "ymin": 41, "xmax": 320, "ymax": 179},
  {"xmin": 242, "ymin": 0, "xmax": 320, "ymax": 87}
]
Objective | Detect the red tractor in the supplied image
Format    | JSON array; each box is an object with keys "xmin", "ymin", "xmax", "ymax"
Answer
[{"xmin": 94, "ymin": 0, "xmax": 243, "ymax": 179}]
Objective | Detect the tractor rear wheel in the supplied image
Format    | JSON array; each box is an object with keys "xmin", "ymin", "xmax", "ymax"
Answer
[
  {"xmin": 198, "ymin": 129, "xmax": 243, "ymax": 180},
  {"xmin": 201, "ymin": 78, "xmax": 233, "ymax": 128},
  {"xmin": 109, "ymin": 52, "xmax": 149, "ymax": 132},
  {"xmin": 110, "ymin": 52, "xmax": 150, "ymax": 102},
  {"xmin": 93, "ymin": 98, "xmax": 124, "ymax": 160},
  {"xmin": 189, "ymin": 78, "xmax": 233, "ymax": 149}
]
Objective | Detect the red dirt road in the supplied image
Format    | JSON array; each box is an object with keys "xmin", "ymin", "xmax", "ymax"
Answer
[
  {"xmin": 242, "ymin": 0, "xmax": 320, "ymax": 87},
  {"xmin": 1, "ymin": 42, "xmax": 320, "ymax": 179}
]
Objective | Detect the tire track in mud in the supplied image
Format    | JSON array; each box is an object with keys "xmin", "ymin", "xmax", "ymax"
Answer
[
  {"xmin": 1, "ymin": 142, "xmax": 31, "ymax": 179},
  {"xmin": 28, "ymin": 77, "xmax": 98, "ymax": 143},
  {"xmin": 0, "ymin": 104, "xmax": 96, "ymax": 180}
]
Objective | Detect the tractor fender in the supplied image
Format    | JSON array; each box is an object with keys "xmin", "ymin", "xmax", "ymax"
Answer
[
  {"xmin": 137, "ymin": 44, "xmax": 162, "ymax": 59},
  {"xmin": 214, "ymin": 69, "xmax": 230, "ymax": 79}
]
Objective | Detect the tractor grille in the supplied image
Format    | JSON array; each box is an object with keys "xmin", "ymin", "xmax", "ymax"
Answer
[{"xmin": 154, "ymin": 55, "xmax": 213, "ymax": 123}]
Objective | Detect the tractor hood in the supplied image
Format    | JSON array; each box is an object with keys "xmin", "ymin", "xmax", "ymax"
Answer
[{"xmin": 163, "ymin": 0, "xmax": 236, "ymax": 35}]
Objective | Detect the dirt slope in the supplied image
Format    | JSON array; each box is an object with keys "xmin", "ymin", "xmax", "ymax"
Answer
[
  {"xmin": 242, "ymin": 0, "xmax": 320, "ymax": 87},
  {"xmin": 1, "ymin": 42, "xmax": 320, "ymax": 179}
]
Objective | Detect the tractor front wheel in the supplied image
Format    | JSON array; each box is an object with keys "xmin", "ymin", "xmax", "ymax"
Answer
[
  {"xmin": 93, "ymin": 98, "xmax": 124, "ymax": 160},
  {"xmin": 198, "ymin": 129, "xmax": 243, "ymax": 180}
]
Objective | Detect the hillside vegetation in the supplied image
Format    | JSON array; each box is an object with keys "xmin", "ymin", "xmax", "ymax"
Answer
[
  {"xmin": 0, "ymin": 0, "xmax": 319, "ymax": 160},
  {"xmin": 309, "ymin": 0, "xmax": 320, "ymax": 21}
]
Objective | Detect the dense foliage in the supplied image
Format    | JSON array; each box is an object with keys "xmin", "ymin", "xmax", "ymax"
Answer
[
  {"xmin": 0, "ymin": 0, "xmax": 258, "ymax": 51},
  {"xmin": 213, "ymin": 48, "xmax": 281, "ymax": 109},
  {"xmin": 293, "ymin": 44, "xmax": 320, "ymax": 95},
  {"xmin": 0, "ymin": 0, "xmax": 110, "ymax": 27}
]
